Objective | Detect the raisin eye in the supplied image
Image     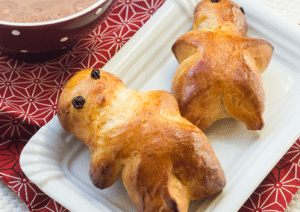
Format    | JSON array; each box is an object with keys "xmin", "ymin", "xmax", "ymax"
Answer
[
  {"xmin": 91, "ymin": 69, "xmax": 100, "ymax": 79},
  {"xmin": 240, "ymin": 7, "xmax": 245, "ymax": 15},
  {"xmin": 211, "ymin": 0, "xmax": 221, "ymax": 3},
  {"xmin": 71, "ymin": 96, "xmax": 85, "ymax": 109}
]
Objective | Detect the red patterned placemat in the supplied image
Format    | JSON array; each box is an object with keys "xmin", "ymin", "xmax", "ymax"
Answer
[
  {"xmin": 240, "ymin": 139, "xmax": 300, "ymax": 212},
  {"xmin": 0, "ymin": 0, "xmax": 299, "ymax": 211}
]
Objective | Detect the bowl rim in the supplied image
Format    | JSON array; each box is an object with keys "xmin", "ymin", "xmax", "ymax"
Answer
[{"xmin": 0, "ymin": 0, "xmax": 109, "ymax": 27}]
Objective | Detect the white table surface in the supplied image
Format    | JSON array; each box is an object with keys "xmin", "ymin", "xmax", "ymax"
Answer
[{"xmin": 0, "ymin": 0, "xmax": 299, "ymax": 211}]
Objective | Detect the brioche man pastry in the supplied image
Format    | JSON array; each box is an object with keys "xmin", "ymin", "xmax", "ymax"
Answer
[
  {"xmin": 171, "ymin": 0, "xmax": 274, "ymax": 131},
  {"xmin": 57, "ymin": 68, "xmax": 226, "ymax": 212}
]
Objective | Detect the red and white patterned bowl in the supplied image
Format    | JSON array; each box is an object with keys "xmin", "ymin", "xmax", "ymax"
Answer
[{"xmin": 0, "ymin": 0, "xmax": 119, "ymax": 62}]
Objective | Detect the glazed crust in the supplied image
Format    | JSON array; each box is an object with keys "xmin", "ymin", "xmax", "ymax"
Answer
[
  {"xmin": 171, "ymin": 0, "xmax": 274, "ymax": 131},
  {"xmin": 57, "ymin": 69, "xmax": 226, "ymax": 212}
]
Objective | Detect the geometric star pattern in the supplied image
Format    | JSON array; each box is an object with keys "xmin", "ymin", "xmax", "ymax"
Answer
[
  {"xmin": 0, "ymin": 138, "xmax": 68, "ymax": 211},
  {"xmin": 0, "ymin": 0, "xmax": 299, "ymax": 211},
  {"xmin": 239, "ymin": 138, "xmax": 300, "ymax": 212}
]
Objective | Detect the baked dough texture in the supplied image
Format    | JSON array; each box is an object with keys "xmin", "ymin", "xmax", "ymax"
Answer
[
  {"xmin": 57, "ymin": 68, "xmax": 226, "ymax": 212},
  {"xmin": 171, "ymin": 0, "xmax": 274, "ymax": 131}
]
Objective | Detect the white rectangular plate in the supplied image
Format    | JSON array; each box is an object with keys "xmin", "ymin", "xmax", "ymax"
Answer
[{"xmin": 20, "ymin": 0, "xmax": 300, "ymax": 211}]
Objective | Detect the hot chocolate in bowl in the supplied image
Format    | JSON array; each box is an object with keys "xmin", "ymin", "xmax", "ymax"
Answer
[{"xmin": 0, "ymin": 0, "xmax": 119, "ymax": 62}]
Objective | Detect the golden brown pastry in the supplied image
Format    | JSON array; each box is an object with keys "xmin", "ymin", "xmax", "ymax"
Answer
[
  {"xmin": 171, "ymin": 0, "xmax": 274, "ymax": 131},
  {"xmin": 57, "ymin": 68, "xmax": 226, "ymax": 212}
]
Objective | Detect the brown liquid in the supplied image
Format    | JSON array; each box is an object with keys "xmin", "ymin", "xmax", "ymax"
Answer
[{"xmin": 0, "ymin": 0, "xmax": 99, "ymax": 23}]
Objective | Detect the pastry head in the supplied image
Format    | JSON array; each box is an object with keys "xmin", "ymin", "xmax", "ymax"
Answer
[
  {"xmin": 194, "ymin": 0, "xmax": 247, "ymax": 36},
  {"xmin": 57, "ymin": 68, "xmax": 126, "ymax": 136}
]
